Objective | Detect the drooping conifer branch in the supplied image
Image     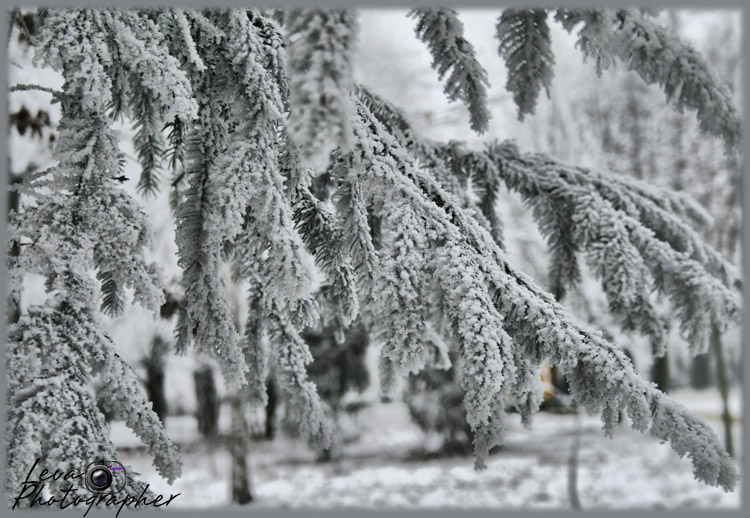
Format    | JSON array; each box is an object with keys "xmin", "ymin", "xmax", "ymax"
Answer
[
  {"xmin": 410, "ymin": 8, "xmax": 492, "ymax": 133},
  {"xmin": 286, "ymin": 9, "xmax": 358, "ymax": 172},
  {"xmin": 8, "ymin": 8, "xmax": 189, "ymax": 503},
  {"xmin": 496, "ymin": 9, "xmax": 555, "ymax": 121},
  {"xmin": 345, "ymin": 99, "xmax": 738, "ymax": 489},
  {"xmin": 553, "ymin": 8, "xmax": 741, "ymax": 150},
  {"xmin": 360, "ymin": 87, "xmax": 741, "ymax": 357}
]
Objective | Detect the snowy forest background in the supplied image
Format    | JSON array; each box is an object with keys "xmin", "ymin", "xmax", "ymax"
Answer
[{"xmin": 6, "ymin": 7, "xmax": 743, "ymax": 510}]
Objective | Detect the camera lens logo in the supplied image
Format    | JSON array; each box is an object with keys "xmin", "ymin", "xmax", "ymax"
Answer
[{"xmin": 84, "ymin": 461, "xmax": 126, "ymax": 494}]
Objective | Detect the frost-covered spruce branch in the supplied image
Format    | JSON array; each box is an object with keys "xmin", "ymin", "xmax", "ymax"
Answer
[
  {"xmin": 347, "ymin": 100, "xmax": 738, "ymax": 489},
  {"xmin": 7, "ymin": 8, "xmax": 189, "ymax": 503},
  {"xmin": 476, "ymin": 145, "xmax": 741, "ymax": 354},
  {"xmin": 290, "ymin": 152, "xmax": 360, "ymax": 330},
  {"xmin": 414, "ymin": 7, "xmax": 741, "ymax": 148},
  {"xmin": 409, "ymin": 8, "xmax": 491, "ymax": 133},
  {"xmin": 165, "ymin": 10, "xmax": 327, "ymax": 449},
  {"xmin": 550, "ymin": 8, "xmax": 741, "ymax": 149},
  {"xmin": 496, "ymin": 9, "xmax": 555, "ymax": 120},
  {"xmin": 361, "ymin": 87, "xmax": 741, "ymax": 357},
  {"xmin": 286, "ymin": 9, "xmax": 358, "ymax": 172},
  {"xmin": 355, "ymin": 85, "xmax": 502, "ymax": 246},
  {"xmin": 7, "ymin": 309, "xmax": 167, "ymax": 503},
  {"xmin": 472, "ymin": 142, "xmax": 739, "ymax": 354}
]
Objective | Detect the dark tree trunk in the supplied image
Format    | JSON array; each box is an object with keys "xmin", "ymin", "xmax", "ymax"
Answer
[
  {"xmin": 690, "ymin": 353, "xmax": 713, "ymax": 389},
  {"xmin": 194, "ymin": 364, "xmax": 219, "ymax": 441},
  {"xmin": 315, "ymin": 410, "xmax": 342, "ymax": 463},
  {"xmin": 711, "ymin": 323, "xmax": 734, "ymax": 457},
  {"xmin": 145, "ymin": 360, "xmax": 168, "ymax": 423},
  {"xmin": 567, "ymin": 409, "xmax": 582, "ymax": 510},
  {"xmin": 8, "ymin": 171, "xmax": 22, "ymax": 325},
  {"xmin": 550, "ymin": 365, "xmax": 570, "ymax": 395},
  {"xmin": 549, "ymin": 286, "xmax": 571, "ymax": 396},
  {"xmin": 553, "ymin": 290, "xmax": 582, "ymax": 510},
  {"xmin": 617, "ymin": 349, "xmax": 636, "ymax": 424},
  {"xmin": 264, "ymin": 378, "xmax": 277, "ymax": 440},
  {"xmin": 650, "ymin": 353, "xmax": 670, "ymax": 393},
  {"xmin": 143, "ymin": 336, "xmax": 169, "ymax": 423},
  {"xmin": 230, "ymin": 391, "xmax": 253, "ymax": 504}
]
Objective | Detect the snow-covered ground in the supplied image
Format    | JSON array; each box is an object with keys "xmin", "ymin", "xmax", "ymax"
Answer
[{"xmin": 112, "ymin": 388, "xmax": 742, "ymax": 510}]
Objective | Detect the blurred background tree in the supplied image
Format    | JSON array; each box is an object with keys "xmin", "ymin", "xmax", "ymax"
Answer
[{"xmin": 279, "ymin": 323, "xmax": 370, "ymax": 462}]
